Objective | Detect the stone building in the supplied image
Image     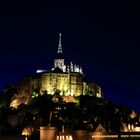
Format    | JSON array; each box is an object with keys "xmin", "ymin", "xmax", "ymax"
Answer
[
  {"xmin": 10, "ymin": 34, "xmax": 103, "ymax": 108},
  {"xmin": 39, "ymin": 34, "xmax": 102, "ymax": 97},
  {"xmin": 40, "ymin": 34, "xmax": 83, "ymax": 96}
]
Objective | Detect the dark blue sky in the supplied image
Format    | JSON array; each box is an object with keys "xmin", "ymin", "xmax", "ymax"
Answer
[{"xmin": 0, "ymin": 1, "xmax": 140, "ymax": 113}]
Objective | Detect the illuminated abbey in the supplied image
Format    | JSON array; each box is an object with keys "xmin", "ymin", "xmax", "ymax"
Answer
[
  {"xmin": 40, "ymin": 34, "xmax": 84, "ymax": 96},
  {"xmin": 39, "ymin": 34, "xmax": 102, "ymax": 98},
  {"xmin": 10, "ymin": 34, "xmax": 103, "ymax": 108}
]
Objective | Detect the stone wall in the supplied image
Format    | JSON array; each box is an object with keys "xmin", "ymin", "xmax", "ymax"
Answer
[{"xmin": 40, "ymin": 126, "xmax": 57, "ymax": 140}]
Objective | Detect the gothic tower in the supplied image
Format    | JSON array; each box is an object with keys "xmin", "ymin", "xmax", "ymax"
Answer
[{"xmin": 54, "ymin": 33, "xmax": 65, "ymax": 70}]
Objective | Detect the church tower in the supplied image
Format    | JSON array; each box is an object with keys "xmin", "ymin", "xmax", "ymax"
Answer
[{"xmin": 54, "ymin": 33, "xmax": 65, "ymax": 70}]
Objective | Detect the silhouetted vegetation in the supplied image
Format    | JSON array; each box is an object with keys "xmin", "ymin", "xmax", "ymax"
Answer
[{"xmin": 0, "ymin": 86, "xmax": 137, "ymax": 136}]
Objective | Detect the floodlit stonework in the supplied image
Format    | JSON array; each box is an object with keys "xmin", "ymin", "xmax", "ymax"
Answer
[
  {"xmin": 38, "ymin": 34, "xmax": 103, "ymax": 97},
  {"xmin": 10, "ymin": 34, "xmax": 103, "ymax": 108}
]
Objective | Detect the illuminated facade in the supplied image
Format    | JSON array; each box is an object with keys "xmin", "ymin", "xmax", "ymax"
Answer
[
  {"xmin": 40, "ymin": 34, "xmax": 84, "ymax": 96},
  {"xmin": 41, "ymin": 71, "xmax": 83, "ymax": 96},
  {"xmin": 37, "ymin": 34, "xmax": 102, "ymax": 97},
  {"xmin": 10, "ymin": 34, "xmax": 103, "ymax": 108}
]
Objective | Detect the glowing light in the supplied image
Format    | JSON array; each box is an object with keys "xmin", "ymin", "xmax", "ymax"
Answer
[
  {"xmin": 130, "ymin": 110, "xmax": 137, "ymax": 118},
  {"xmin": 22, "ymin": 127, "xmax": 34, "ymax": 136},
  {"xmin": 96, "ymin": 93, "xmax": 101, "ymax": 98},
  {"xmin": 32, "ymin": 92, "xmax": 39, "ymax": 98},
  {"xmin": 128, "ymin": 124, "xmax": 131, "ymax": 131},
  {"xmin": 57, "ymin": 135, "xmax": 73, "ymax": 140},
  {"xmin": 91, "ymin": 133, "xmax": 140, "ymax": 138},
  {"xmin": 36, "ymin": 70, "xmax": 46, "ymax": 73},
  {"xmin": 92, "ymin": 135, "xmax": 118, "ymax": 138},
  {"xmin": 134, "ymin": 127, "xmax": 140, "ymax": 132},
  {"xmin": 60, "ymin": 92, "xmax": 63, "ymax": 96},
  {"xmin": 10, "ymin": 99, "xmax": 22, "ymax": 108}
]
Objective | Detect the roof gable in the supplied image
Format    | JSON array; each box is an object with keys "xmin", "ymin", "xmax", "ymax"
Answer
[{"xmin": 95, "ymin": 124, "xmax": 106, "ymax": 132}]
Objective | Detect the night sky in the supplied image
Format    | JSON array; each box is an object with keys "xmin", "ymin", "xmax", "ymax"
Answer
[{"xmin": 0, "ymin": 1, "xmax": 140, "ymax": 113}]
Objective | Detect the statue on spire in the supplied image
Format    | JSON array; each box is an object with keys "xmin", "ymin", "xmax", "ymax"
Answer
[{"xmin": 57, "ymin": 33, "xmax": 63, "ymax": 53}]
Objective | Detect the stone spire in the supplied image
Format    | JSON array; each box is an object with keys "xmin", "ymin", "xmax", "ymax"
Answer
[
  {"xmin": 57, "ymin": 33, "xmax": 63, "ymax": 53},
  {"xmin": 54, "ymin": 33, "xmax": 64, "ymax": 70}
]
